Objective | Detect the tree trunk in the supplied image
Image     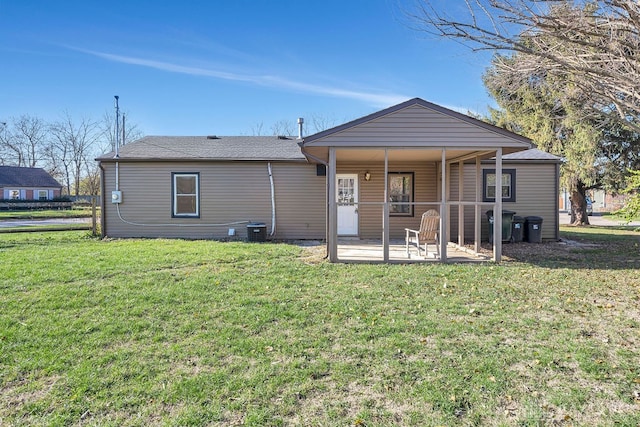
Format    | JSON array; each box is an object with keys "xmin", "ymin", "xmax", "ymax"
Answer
[{"xmin": 569, "ymin": 181, "xmax": 590, "ymax": 226}]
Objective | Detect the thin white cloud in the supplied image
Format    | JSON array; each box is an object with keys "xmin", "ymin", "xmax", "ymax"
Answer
[{"xmin": 79, "ymin": 48, "xmax": 408, "ymax": 107}]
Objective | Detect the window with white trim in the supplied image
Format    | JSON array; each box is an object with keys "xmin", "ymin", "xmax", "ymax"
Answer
[
  {"xmin": 483, "ymin": 169, "xmax": 516, "ymax": 202},
  {"xmin": 172, "ymin": 173, "xmax": 200, "ymax": 217},
  {"xmin": 8, "ymin": 189, "xmax": 20, "ymax": 200},
  {"xmin": 37, "ymin": 190, "xmax": 48, "ymax": 200}
]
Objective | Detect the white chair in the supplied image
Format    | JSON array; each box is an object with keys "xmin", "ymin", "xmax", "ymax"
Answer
[{"xmin": 405, "ymin": 209, "xmax": 440, "ymax": 258}]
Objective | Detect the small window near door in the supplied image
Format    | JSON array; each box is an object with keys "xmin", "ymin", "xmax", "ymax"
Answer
[
  {"xmin": 172, "ymin": 173, "xmax": 200, "ymax": 217},
  {"xmin": 483, "ymin": 169, "xmax": 516, "ymax": 202},
  {"xmin": 388, "ymin": 172, "xmax": 414, "ymax": 216}
]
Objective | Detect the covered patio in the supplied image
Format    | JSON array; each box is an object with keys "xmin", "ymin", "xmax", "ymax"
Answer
[
  {"xmin": 300, "ymin": 98, "xmax": 533, "ymax": 264},
  {"xmin": 337, "ymin": 238, "xmax": 490, "ymax": 263}
]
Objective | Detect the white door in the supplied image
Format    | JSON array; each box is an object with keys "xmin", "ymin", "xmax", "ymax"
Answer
[{"xmin": 337, "ymin": 174, "xmax": 358, "ymax": 236}]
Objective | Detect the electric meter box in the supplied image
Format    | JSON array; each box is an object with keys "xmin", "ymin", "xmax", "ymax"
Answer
[{"xmin": 111, "ymin": 191, "xmax": 122, "ymax": 204}]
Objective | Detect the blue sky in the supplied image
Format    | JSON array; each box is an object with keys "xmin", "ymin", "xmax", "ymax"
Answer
[{"xmin": 0, "ymin": 1, "xmax": 494, "ymax": 136}]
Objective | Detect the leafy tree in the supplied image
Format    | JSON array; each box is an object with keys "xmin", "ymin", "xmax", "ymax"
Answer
[
  {"xmin": 484, "ymin": 52, "xmax": 604, "ymax": 224},
  {"xmin": 617, "ymin": 170, "xmax": 640, "ymax": 221}
]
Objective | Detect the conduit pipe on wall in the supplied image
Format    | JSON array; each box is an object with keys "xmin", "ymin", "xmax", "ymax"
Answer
[
  {"xmin": 116, "ymin": 204, "xmax": 251, "ymax": 228},
  {"xmin": 268, "ymin": 162, "xmax": 276, "ymax": 236},
  {"xmin": 115, "ymin": 162, "xmax": 119, "ymax": 191}
]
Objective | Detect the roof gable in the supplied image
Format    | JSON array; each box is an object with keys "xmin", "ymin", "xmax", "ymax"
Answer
[
  {"xmin": 96, "ymin": 135, "xmax": 306, "ymax": 162},
  {"xmin": 301, "ymin": 98, "xmax": 532, "ymax": 148},
  {"xmin": 0, "ymin": 166, "xmax": 62, "ymax": 188}
]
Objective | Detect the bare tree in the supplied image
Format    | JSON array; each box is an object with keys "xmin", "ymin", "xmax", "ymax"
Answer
[
  {"xmin": 251, "ymin": 122, "xmax": 265, "ymax": 136},
  {"xmin": 0, "ymin": 115, "xmax": 49, "ymax": 167},
  {"xmin": 100, "ymin": 110, "xmax": 144, "ymax": 154},
  {"xmin": 309, "ymin": 113, "xmax": 339, "ymax": 134},
  {"xmin": 410, "ymin": 0, "xmax": 640, "ymax": 131},
  {"xmin": 49, "ymin": 113, "xmax": 100, "ymax": 195},
  {"xmin": 270, "ymin": 119, "xmax": 297, "ymax": 137},
  {"xmin": 0, "ymin": 122, "xmax": 10, "ymax": 165}
]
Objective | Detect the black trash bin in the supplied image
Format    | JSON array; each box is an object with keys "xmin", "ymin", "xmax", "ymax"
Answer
[
  {"xmin": 525, "ymin": 216, "xmax": 543, "ymax": 243},
  {"xmin": 486, "ymin": 210, "xmax": 516, "ymax": 243},
  {"xmin": 247, "ymin": 222, "xmax": 267, "ymax": 242},
  {"xmin": 512, "ymin": 215, "xmax": 525, "ymax": 243}
]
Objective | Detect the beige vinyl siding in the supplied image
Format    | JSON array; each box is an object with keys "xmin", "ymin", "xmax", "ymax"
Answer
[
  {"xmin": 337, "ymin": 161, "xmax": 438, "ymax": 239},
  {"xmin": 314, "ymin": 105, "xmax": 527, "ymax": 148},
  {"xmin": 449, "ymin": 162, "xmax": 559, "ymax": 241},
  {"xmin": 101, "ymin": 161, "xmax": 325, "ymax": 239}
]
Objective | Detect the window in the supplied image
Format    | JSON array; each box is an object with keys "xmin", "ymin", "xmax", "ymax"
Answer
[
  {"xmin": 483, "ymin": 169, "xmax": 516, "ymax": 202},
  {"xmin": 388, "ymin": 172, "xmax": 414, "ymax": 216},
  {"xmin": 172, "ymin": 173, "xmax": 200, "ymax": 217},
  {"xmin": 37, "ymin": 190, "xmax": 48, "ymax": 200},
  {"xmin": 8, "ymin": 190, "xmax": 20, "ymax": 200}
]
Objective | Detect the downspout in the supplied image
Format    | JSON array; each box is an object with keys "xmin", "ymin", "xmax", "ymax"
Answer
[{"xmin": 267, "ymin": 162, "xmax": 276, "ymax": 236}]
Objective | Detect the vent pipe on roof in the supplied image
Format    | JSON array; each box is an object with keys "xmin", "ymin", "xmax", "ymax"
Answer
[
  {"xmin": 207, "ymin": 135, "xmax": 220, "ymax": 139},
  {"xmin": 297, "ymin": 117, "xmax": 304, "ymax": 139}
]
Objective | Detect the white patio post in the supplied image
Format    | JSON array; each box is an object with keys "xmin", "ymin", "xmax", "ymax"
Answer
[
  {"xmin": 494, "ymin": 148, "xmax": 503, "ymax": 263},
  {"xmin": 383, "ymin": 148, "xmax": 389, "ymax": 261},
  {"xmin": 328, "ymin": 147, "xmax": 338, "ymax": 262},
  {"xmin": 475, "ymin": 156, "xmax": 482, "ymax": 253},
  {"xmin": 440, "ymin": 148, "xmax": 447, "ymax": 262}
]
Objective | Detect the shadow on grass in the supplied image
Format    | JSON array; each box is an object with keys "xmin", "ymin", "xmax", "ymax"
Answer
[{"xmin": 502, "ymin": 226, "xmax": 640, "ymax": 270}]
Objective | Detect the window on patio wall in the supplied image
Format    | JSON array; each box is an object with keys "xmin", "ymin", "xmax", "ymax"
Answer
[
  {"xmin": 483, "ymin": 169, "xmax": 516, "ymax": 202},
  {"xmin": 388, "ymin": 172, "xmax": 414, "ymax": 216}
]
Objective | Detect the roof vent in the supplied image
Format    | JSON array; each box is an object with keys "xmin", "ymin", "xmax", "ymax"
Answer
[
  {"xmin": 277, "ymin": 135, "xmax": 290, "ymax": 140},
  {"xmin": 207, "ymin": 135, "xmax": 220, "ymax": 139}
]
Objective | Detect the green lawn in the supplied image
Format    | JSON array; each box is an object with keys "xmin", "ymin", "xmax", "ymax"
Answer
[
  {"xmin": 1, "ymin": 229, "xmax": 639, "ymax": 426},
  {"xmin": 0, "ymin": 207, "xmax": 94, "ymax": 220}
]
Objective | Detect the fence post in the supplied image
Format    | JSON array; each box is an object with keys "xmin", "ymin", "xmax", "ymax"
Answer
[{"xmin": 92, "ymin": 197, "xmax": 97, "ymax": 235}]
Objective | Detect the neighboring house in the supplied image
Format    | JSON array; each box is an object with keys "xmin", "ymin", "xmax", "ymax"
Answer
[
  {"xmin": 0, "ymin": 166, "xmax": 63, "ymax": 200},
  {"xmin": 97, "ymin": 98, "xmax": 559, "ymax": 262}
]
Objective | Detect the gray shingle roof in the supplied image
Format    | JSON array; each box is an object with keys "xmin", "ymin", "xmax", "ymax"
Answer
[
  {"xmin": 96, "ymin": 135, "xmax": 306, "ymax": 161},
  {"xmin": 501, "ymin": 148, "xmax": 561, "ymax": 161},
  {"xmin": 0, "ymin": 166, "xmax": 62, "ymax": 187}
]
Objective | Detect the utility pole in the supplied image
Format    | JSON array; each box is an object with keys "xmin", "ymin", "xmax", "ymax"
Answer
[{"xmin": 114, "ymin": 95, "xmax": 120, "ymax": 155}]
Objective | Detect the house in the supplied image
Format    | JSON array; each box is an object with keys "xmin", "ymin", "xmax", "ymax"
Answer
[
  {"xmin": 452, "ymin": 148, "xmax": 561, "ymax": 242},
  {"xmin": 0, "ymin": 166, "xmax": 63, "ymax": 200},
  {"xmin": 97, "ymin": 98, "xmax": 559, "ymax": 262}
]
